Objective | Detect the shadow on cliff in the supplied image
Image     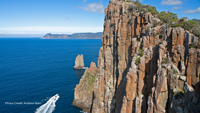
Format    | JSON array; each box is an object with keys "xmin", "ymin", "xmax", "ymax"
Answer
[{"xmin": 168, "ymin": 81, "xmax": 200, "ymax": 113}]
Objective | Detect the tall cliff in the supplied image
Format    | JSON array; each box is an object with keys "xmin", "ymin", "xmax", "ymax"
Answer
[{"xmin": 73, "ymin": 0, "xmax": 200, "ymax": 113}]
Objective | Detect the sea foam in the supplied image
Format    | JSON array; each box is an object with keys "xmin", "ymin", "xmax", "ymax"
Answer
[{"xmin": 35, "ymin": 94, "xmax": 59, "ymax": 113}]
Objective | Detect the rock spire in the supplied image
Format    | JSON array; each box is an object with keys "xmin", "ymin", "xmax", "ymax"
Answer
[{"xmin": 73, "ymin": 54, "xmax": 84, "ymax": 69}]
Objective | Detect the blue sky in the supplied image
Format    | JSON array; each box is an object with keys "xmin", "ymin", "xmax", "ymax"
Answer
[{"xmin": 0, "ymin": 0, "xmax": 199, "ymax": 35}]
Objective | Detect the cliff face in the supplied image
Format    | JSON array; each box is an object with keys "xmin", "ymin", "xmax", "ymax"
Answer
[
  {"xmin": 73, "ymin": 0, "xmax": 200, "ymax": 113},
  {"xmin": 74, "ymin": 54, "xmax": 85, "ymax": 69}
]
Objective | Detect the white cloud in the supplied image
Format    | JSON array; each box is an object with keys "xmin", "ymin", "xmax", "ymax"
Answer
[
  {"xmin": 161, "ymin": 0, "xmax": 182, "ymax": 5},
  {"xmin": 0, "ymin": 26, "xmax": 103, "ymax": 34},
  {"xmin": 83, "ymin": 0, "xmax": 87, "ymax": 3},
  {"xmin": 79, "ymin": 3, "xmax": 104, "ymax": 13},
  {"xmin": 183, "ymin": 7, "xmax": 200, "ymax": 13},
  {"xmin": 66, "ymin": 16, "xmax": 70, "ymax": 19},
  {"xmin": 172, "ymin": 6, "xmax": 182, "ymax": 10}
]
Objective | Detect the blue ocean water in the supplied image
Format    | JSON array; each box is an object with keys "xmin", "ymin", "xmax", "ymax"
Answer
[{"xmin": 0, "ymin": 38, "xmax": 102, "ymax": 113}]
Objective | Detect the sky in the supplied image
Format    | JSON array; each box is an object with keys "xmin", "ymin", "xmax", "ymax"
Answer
[{"xmin": 0, "ymin": 0, "xmax": 199, "ymax": 35}]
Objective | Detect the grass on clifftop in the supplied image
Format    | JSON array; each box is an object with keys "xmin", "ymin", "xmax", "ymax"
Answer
[{"xmin": 124, "ymin": 0, "xmax": 200, "ymax": 37}]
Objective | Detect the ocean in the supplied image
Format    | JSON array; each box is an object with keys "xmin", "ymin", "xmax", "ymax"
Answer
[{"xmin": 0, "ymin": 38, "xmax": 102, "ymax": 113}]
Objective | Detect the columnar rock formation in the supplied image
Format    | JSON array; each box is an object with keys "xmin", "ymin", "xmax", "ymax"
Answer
[
  {"xmin": 73, "ymin": 1, "xmax": 200, "ymax": 113},
  {"xmin": 73, "ymin": 62, "xmax": 97, "ymax": 111},
  {"xmin": 73, "ymin": 54, "xmax": 84, "ymax": 69}
]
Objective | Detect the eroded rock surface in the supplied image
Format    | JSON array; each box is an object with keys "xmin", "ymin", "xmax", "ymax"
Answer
[
  {"xmin": 73, "ymin": 62, "xmax": 97, "ymax": 112},
  {"xmin": 74, "ymin": 54, "xmax": 85, "ymax": 69},
  {"xmin": 73, "ymin": 0, "xmax": 200, "ymax": 113}
]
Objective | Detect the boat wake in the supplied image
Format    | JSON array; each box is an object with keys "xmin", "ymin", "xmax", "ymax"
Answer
[{"xmin": 35, "ymin": 94, "xmax": 59, "ymax": 113}]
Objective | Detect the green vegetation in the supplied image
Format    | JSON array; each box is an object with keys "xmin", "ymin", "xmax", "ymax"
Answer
[
  {"xmin": 173, "ymin": 69, "xmax": 178, "ymax": 75},
  {"xmin": 84, "ymin": 72, "xmax": 97, "ymax": 92},
  {"xmin": 135, "ymin": 57, "xmax": 140, "ymax": 65},
  {"xmin": 158, "ymin": 11, "xmax": 178, "ymax": 24},
  {"xmin": 165, "ymin": 74, "xmax": 168, "ymax": 77},
  {"xmin": 124, "ymin": 0, "xmax": 200, "ymax": 37},
  {"xmin": 162, "ymin": 58, "xmax": 168, "ymax": 64},
  {"xmin": 189, "ymin": 42, "xmax": 200, "ymax": 49},
  {"xmin": 125, "ymin": 0, "xmax": 200, "ymax": 36},
  {"xmin": 139, "ymin": 48, "xmax": 144, "ymax": 57},
  {"xmin": 139, "ymin": 48, "xmax": 143, "ymax": 52},
  {"xmin": 174, "ymin": 88, "xmax": 185, "ymax": 96},
  {"xmin": 158, "ymin": 11, "xmax": 200, "ymax": 37},
  {"xmin": 102, "ymin": 54, "xmax": 104, "ymax": 58},
  {"xmin": 193, "ymin": 19, "xmax": 200, "ymax": 25},
  {"xmin": 182, "ymin": 20, "xmax": 198, "ymax": 30},
  {"xmin": 146, "ymin": 6, "xmax": 158, "ymax": 14},
  {"xmin": 128, "ymin": 19, "xmax": 133, "ymax": 25},
  {"xmin": 110, "ymin": 83, "xmax": 113, "ymax": 86},
  {"xmin": 178, "ymin": 88, "xmax": 185, "ymax": 94}
]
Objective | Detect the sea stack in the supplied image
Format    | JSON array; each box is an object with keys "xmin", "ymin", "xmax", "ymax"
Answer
[{"xmin": 73, "ymin": 54, "xmax": 84, "ymax": 69}]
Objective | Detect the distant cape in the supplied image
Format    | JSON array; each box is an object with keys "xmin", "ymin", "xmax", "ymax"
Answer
[{"xmin": 42, "ymin": 32, "xmax": 103, "ymax": 39}]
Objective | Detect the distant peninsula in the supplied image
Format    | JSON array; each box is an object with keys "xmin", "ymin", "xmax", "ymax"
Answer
[{"xmin": 42, "ymin": 32, "xmax": 103, "ymax": 39}]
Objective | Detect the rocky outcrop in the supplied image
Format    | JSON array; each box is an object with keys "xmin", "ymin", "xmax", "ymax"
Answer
[
  {"xmin": 73, "ymin": 0, "xmax": 200, "ymax": 113},
  {"xmin": 73, "ymin": 54, "xmax": 84, "ymax": 69},
  {"xmin": 73, "ymin": 62, "xmax": 97, "ymax": 112}
]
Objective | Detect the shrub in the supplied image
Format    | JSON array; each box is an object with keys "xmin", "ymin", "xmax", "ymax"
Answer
[
  {"xmin": 139, "ymin": 48, "xmax": 143, "ymax": 52},
  {"xmin": 183, "ymin": 20, "xmax": 198, "ymax": 32},
  {"xmin": 173, "ymin": 70, "xmax": 178, "ymax": 75},
  {"xmin": 189, "ymin": 42, "xmax": 197, "ymax": 49},
  {"xmin": 146, "ymin": 6, "xmax": 158, "ymax": 14},
  {"xmin": 133, "ymin": 0, "xmax": 142, "ymax": 7},
  {"xmin": 158, "ymin": 11, "xmax": 178, "ymax": 24},
  {"xmin": 162, "ymin": 58, "xmax": 168, "ymax": 64},
  {"xmin": 192, "ymin": 26, "xmax": 200, "ymax": 37},
  {"xmin": 128, "ymin": 19, "xmax": 132, "ymax": 25},
  {"xmin": 140, "ymin": 53, "xmax": 144, "ymax": 57},
  {"xmin": 139, "ymin": 48, "xmax": 144, "ymax": 56},
  {"xmin": 178, "ymin": 88, "xmax": 185, "ymax": 94},
  {"xmin": 135, "ymin": 57, "xmax": 140, "ymax": 65},
  {"xmin": 102, "ymin": 54, "xmax": 104, "ymax": 58},
  {"xmin": 182, "ymin": 20, "xmax": 198, "ymax": 31}
]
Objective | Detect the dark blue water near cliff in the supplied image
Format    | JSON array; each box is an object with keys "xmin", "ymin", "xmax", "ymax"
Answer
[{"xmin": 0, "ymin": 38, "xmax": 102, "ymax": 113}]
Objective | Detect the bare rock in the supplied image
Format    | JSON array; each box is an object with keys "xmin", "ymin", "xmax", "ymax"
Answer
[{"xmin": 73, "ymin": 54, "xmax": 84, "ymax": 69}]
